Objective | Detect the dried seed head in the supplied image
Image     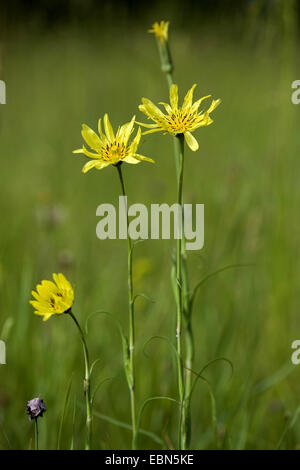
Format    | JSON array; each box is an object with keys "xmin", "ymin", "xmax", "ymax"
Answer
[{"xmin": 26, "ymin": 397, "xmax": 46, "ymax": 420}]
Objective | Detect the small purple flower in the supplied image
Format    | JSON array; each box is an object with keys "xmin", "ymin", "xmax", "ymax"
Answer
[{"xmin": 26, "ymin": 397, "xmax": 46, "ymax": 420}]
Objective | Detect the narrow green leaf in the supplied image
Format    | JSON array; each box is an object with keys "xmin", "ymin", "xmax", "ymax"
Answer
[
  {"xmin": 135, "ymin": 396, "xmax": 179, "ymax": 448},
  {"xmin": 92, "ymin": 409, "xmax": 166, "ymax": 447},
  {"xmin": 133, "ymin": 292, "xmax": 155, "ymax": 308},
  {"xmin": 57, "ymin": 374, "xmax": 73, "ymax": 450},
  {"xmin": 91, "ymin": 377, "xmax": 113, "ymax": 406},
  {"xmin": 277, "ymin": 404, "xmax": 300, "ymax": 449},
  {"xmin": 70, "ymin": 397, "xmax": 77, "ymax": 450},
  {"xmin": 143, "ymin": 335, "xmax": 179, "ymax": 362},
  {"xmin": 190, "ymin": 264, "xmax": 254, "ymax": 312}
]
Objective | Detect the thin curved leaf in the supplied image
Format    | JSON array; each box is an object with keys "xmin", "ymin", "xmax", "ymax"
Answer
[
  {"xmin": 143, "ymin": 335, "xmax": 179, "ymax": 362},
  {"xmin": 133, "ymin": 292, "xmax": 155, "ymax": 308},
  {"xmin": 84, "ymin": 311, "xmax": 132, "ymax": 389},
  {"xmin": 188, "ymin": 357, "xmax": 234, "ymax": 400},
  {"xmin": 57, "ymin": 374, "xmax": 73, "ymax": 450},
  {"xmin": 185, "ymin": 368, "xmax": 218, "ymax": 447},
  {"xmin": 189, "ymin": 264, "xmax": 254, "ymax": 313},
  {"xmin": 92, "ymin": 409, "xmax": 166, "ymax": 447},
  {"xmin": 135, "ymin": 396, "xmax": 179, "ymax": 449},
  {"xmin": 277, "ymin": 404, "xmax": 300, "ymax": 449},
  {"xmin": 85, "ymin": 310, "xmax": 123, "ymax": 336},
  {"xmin": 90, "ymin": 358, "xmax": 102, "ymax": 377},
  {"xmin": 91, "ymin": 377, "xmax": 113, "ymax": 406}
]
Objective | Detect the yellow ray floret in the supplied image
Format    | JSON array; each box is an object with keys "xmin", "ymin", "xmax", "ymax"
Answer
[
  {"xmin": 138, "ymin": 84, "xmax": 221, "ymax": 152},
  {"xmin": 148, "ymin": 20, "xmax": 169, "ymax": 43},
  {"xmin": 30, "ymin": 273, "xmax": 74, "ymax": 321},
  {"xmin": 73, "ymin": 114, "xmax": 154, "ymax": 173}
]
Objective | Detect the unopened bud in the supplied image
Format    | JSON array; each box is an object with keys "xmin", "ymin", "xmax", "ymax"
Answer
[{"xmin": 26, "ymin": 397, "xmax": 46, "ymax": 420}]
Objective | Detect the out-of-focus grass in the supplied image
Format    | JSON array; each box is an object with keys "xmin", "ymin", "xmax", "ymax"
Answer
[{"xmin": 1, "ymin": 10, "xmax": 300, "ymax": 449}]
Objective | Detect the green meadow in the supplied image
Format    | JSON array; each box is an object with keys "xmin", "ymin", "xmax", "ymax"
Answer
[{"xmin": 1, "ymin": 3, "xmax": 300, "ymax": 449}]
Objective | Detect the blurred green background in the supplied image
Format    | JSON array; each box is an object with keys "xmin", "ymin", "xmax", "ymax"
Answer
[{"xmin": 1, "ymin": 0, "xmax": 300, "ymax": 450}]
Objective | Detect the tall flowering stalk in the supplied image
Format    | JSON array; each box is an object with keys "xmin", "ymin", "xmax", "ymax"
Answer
[
  {"xmin": 141, "ymin": 22, "xmax": 221, "ymax": 448},
  {"xmin": 30, "ymin": 273, "xmax": 92, "ymax": 449},
  {"xmin": 27, "ymin": 397, "xmax": 46, "ymax": 450},
  {"xmin": 148, "ymin": 21, "xmax": 173, "ymax": 88},
  {"xmin": 116, "ymin": 163, "xmax": 136, "ymax": 448},
  {"xmin": 147, "ymin": 29, "xmax": 191, "ymax": 443},
  {"xmin": 73, "ymin": 114, "xmax": 154, "ymax": 449},
  {"xmin": 68, "ymin": 310, "xmax": 92, "ymax": 449}
]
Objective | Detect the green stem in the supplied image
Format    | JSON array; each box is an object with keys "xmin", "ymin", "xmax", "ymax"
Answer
[
  {"xmin": 175, "ymin": 134, "xmax": 186, "ymax": 449},
  {"xmin": 34, "ymin": 418, "xmax": 38, "ymax": 450},
  {"xmin": 68, "ymin": 311, "xmax": 92, "ymax": 450},
  {"xmin": 182, "ymin": 244, "xmax": 193, "ymax": 450},
  {"xmin": 116, "ymin": 164, "xmax": 137, "ymax": 450},
  {"xmin": 157, "ymin": 35, "xmax": 194, "ymax": 450}
]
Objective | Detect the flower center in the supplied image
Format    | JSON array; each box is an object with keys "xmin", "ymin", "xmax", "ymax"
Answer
[
  {"xmin": 104, "ymin": 142, "xmax": 126, "ymax": 163},
  {"xmin": 49, "ymin": 291, "xmax": 64, "ymax": 312},
  {"xmin": 167, "ymin": 109, "xmax": 188, "ymax": 134},
  {"xmin": 162, "ymin": 109, "xmax": 197, "ymax": 135}
]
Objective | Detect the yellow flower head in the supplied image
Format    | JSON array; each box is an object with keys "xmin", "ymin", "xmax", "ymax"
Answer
[
  {"xmin": 138, "ymin": 84, "xmax": 221, "ymax": 152},
  {"xmin": 30, "ymin": 273, "xmax": 74, "ymax": 321},
  {"xmin": 73, "ymin": 114, "xmax": 154, "ymax": 173},
  {"xmin": 148, "ymin": 21, "xmax": 169, "ymax": 43}
]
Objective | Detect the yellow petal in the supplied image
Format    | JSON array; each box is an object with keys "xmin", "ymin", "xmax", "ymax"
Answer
[
  {"xmin": 98, "ymin": 118, "xmax": 107, "ymax": 142},
  {"xmin": 191, "ymin": 95, "xmax": 211, "ymax": 113},
  {"xmin": 31, "ymin": 290, "xmax": 40, "ymax": 300},
  {"xmin": 123, "ymin": 156, "xmax": 140, "ymax": 164},
  {"xmin": 38, "ymin": 281, "xmax": 57, "ymax": 298},
  {"xmin": 182, "ymin": 84, "xmax": 197, "ymax": 110},
  {"xmin": 140, "ymin": 99, "xmax": 165, "ymax": 121},
  {"xmin": 40, "ymin": 280, "xmax": 57, "ymax": 290},
  {"xmin": 34, "ymin": 310, "xmax": 48, "ymax": 317},
  {"xmin": 135, "ymin": 120, "xmax": 159, "ymax": 129},
  {"xmin": 194, "ymin": 114, "xmax": 214, "ymax": 128},
  {"xmin": 159, "ymin": 102, "xmax": 173, "ymax": 114},
  {"xmin": 129, "ymin": 127, "xmax": 141, "ymax": 154},
  {"xmin": 42, "ymin": 313, "xmax": 53, "ymax": 321},
  {"xmin": 30, "ymin": 300, "xmax": 45, "ymax": 310},
  {"xmin": 133, "ymin": 154, "xmax": 155, "ymax": 163},
  {"xmin": 103, "ymin": 114, "xmax": 115, "ymax": 143},
  {"xmin": 142, "ymin": 128, "xmax": 163, "ymax": 136},
  {"xmin": 30, "ymin": 295, "xmax": 49, "ymax": 308},
  {"xmin": 169, "ymin": 84, "xmax": 178, "ymax": 110},
  {"xmin": 82, "ymin": 160, "xmax": 109, "ymax": 173},
  {"xmin": 81, "ymin": 145, "xmax": 101, "ymax": 158},
  {"xmin": 207, "ymin": 98, "xmax": 221, "ymax": 114},
  {"xmin": 81, "ymin": 124, "xmax": 102, "ymax": 150},
  {"xmin": 184, "ymin": 132, "xmax": 199, "ymax": 151},
  {"xmin": 73, "ymin": 146, "xmax": 102, "ymax": 159},
  {"xmin": 119, "ymin": 115, "xmax": 135, "ymax": 144},
  {"xmin": 53, "ymin": 273, "xmax": 71, "ymax": 291}
]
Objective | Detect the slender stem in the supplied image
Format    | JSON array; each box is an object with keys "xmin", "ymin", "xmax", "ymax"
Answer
[
  {"xmin": 175, "ymin": 134, "xmax": 186, "ymax": 449},
  {"xmin": 34, "ymin": 418, "xmax": 38, "ymax": 450},
  {"xmin": 176, "ymin": 135, "xmax": 184, "ymax": 396},
  {"xmin": 156, "ymin": 35, "xmax": 194, "ymax": 449},
  {"xmin": 68, "ymin": 311, "xmax": 92, "ymax": 450},
  {"xmin": 184, "ymin": 319, "xmax": 194, "ymax": 398},
  {"xmin": 116, "ymin": 164, "xmax": 137, "ymax": 450}
]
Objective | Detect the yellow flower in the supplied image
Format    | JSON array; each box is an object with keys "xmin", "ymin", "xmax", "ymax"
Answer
[
  {"xmin": 73, "ymin": 114, "xmax": 154, "ymax": 173},
  {"xmin": 30, "ymin": 273, "xmax": 74, "ymax": 321},
  {"xmin": 148, "ymin": 20, "xmax": 169, "ymax": 43},
  {"xmin": 138, "ymin": 84, "xmax": 221, "ymax": 151}
]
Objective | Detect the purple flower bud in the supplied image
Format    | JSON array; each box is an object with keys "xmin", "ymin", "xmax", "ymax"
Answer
[{"xmin": 26, "ymin": 397, "xmax": 46, "ymax": 420}]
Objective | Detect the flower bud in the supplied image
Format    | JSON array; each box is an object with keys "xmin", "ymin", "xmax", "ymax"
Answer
[{"xmin": 26, "ymin": 397, "xmax": 46, "ymax": 420}]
